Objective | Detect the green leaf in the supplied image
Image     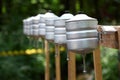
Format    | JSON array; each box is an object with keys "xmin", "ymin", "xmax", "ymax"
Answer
[{"xmin": 31, "ymin": 0, "xmax": 37, "ymax": 4}]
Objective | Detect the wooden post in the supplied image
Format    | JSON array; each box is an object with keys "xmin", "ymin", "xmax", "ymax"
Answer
[
  {"xmin": 117, "ymin": 28, "xmax": 120, "ymax": 49},
  {"xmin": 45, "ymin": 40, "xmax": 50, "ymax": 80},
  {"xmin": 55, "ymin": 44, "xmax": 61, "ymax": 80},
  {"xmin": 93, "ymin": 46, "xmax": 102, "ymax": 80},
  {"xmin": 68, "ymin": 51, "xmax": 76, "ymax": 80}
]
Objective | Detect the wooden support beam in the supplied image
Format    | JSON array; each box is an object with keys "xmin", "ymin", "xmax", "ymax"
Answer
[
  {"xmin": 117, "ymin": 28, "xmax": 120, "ymax": 49},
  {"xmin": 93, "ymin": 46, "xmax": 102, "ymax": 80},
  {"xmin": 45, "ymin": 40, "xmax": 50, "ymax": 80},
  {"xmin": 68, "ymin": 51, "xmax": 76, "ymax": 80},
  {"xmin": 55, "ymin": 44, "xmax": 61, "ymax": 80}
]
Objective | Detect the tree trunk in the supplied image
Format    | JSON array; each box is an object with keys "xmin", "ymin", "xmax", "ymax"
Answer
[
  {"xmin": 93, "ymin": 0, "xmax": 101, "ymax": 20},
  {"xmin": 59, "ymin": 0, "xmax": 69, "ymax": 15},
  {"xmin": 79, "ymin": 0, "xmax": 83, "ymax": 11},
  {"xmin": 0, "ymin": 0, "xmax": 2, "ymax": 14},
  {"xmin": 69, "ymin": 0, "xmax": 76, "ymax": 14},
  {"xmin": 60, "ymin": 0, "xmax": 76, "ymax": 14},
  {"xmin": 5, "ymin": 0, "xmax": 12, "ymax": 14}
]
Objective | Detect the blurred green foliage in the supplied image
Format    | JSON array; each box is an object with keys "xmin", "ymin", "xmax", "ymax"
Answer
[
  {"xmin": 0, "ymin": 54, "xmax": 45, "ymax": 80},
  {"xmin": 0, "ymin": 0, "xmax": 120, "ymax": 80},
  {"xmin": 101, "ymin": 47, "xmax": 119, "ymax": 80}
]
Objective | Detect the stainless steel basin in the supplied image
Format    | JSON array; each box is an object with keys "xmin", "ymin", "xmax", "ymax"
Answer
[
  {"xmin": 54, "ymin": 28, "xmax": 66, "ymax": 34},
  {"xmin": 54, "ymin": 35, "xmax": 66, "ymax": 44},
  {"xmin": 66, "ymin": 13, "xmax": 98, "ymax": 52},
  {"xmin": 45, "ymin": 32, "xmax": 54, "ymax": 41},
  {"xmin": 67, "ymin": 38, "xmax": 98, "ymax": 51},
  {"xmin": 66, "ymin": 20, "xmax": 98, "ymax": 31},
  {"xmin": 54, "ymin": 12, "xmax": 74, "ymax": 44},
  {"xmin": 66, "ymin": 30, "xmax": 98, "ymax": 39}
]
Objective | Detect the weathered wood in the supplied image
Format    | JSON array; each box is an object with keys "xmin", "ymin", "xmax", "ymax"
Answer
[
  {"xmin": 93, "ymin": 46, "xmax": 102, "ymax": 80},
  {"xmin": 45, "ymin": 40, "xmax": 50, "ymax": 80},
  {"xmin": 116, "ymin": 26, "xmax": 120, "ymax": 50},
  {"xmin": 98, "ymin": 26, "xmax": 118, "ymax": 49},
  {"xmin": 68, "ymin": 51, "xmax": 76, "ymax": 80},
  {"xmin": 55, "ymin": 44, "xmax": 61, "ymax": 80}
]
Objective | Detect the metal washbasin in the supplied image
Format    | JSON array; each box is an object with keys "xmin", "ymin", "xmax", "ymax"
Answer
[{"xmin": 66, "ymin": 12, "xmax": 98, "ymax": 52}]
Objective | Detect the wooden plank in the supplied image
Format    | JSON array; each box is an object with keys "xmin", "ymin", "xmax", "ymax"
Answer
[
  {"xmin": 68, "ymin": 51, "xmax": 76, "ymax": 80},
  {"xmin": 55, "ymin": 44, "xmax": 61, "ymax": 80},
  {"xmin": 98, "ymin": 26, "xmax": 118, "ymax": 49},
  {"xmin": 45, "ymin": 40, "xmax": 50, "ymax": 80},
  {"xmin": 101, "ymin": 26, "xmax": 116, "ymax": 32},
  {"xmin": 116, "ymin": 28, "xmax": 120, "ymax": 49},
  {"xmin": 93, "ymin": 46, "xmax": 102, "ymax": 80}
]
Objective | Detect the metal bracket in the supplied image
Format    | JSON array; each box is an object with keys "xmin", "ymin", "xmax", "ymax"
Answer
[{"xmin": 98, "ymin": 32, "xmax": 102, "ymax": 41}]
